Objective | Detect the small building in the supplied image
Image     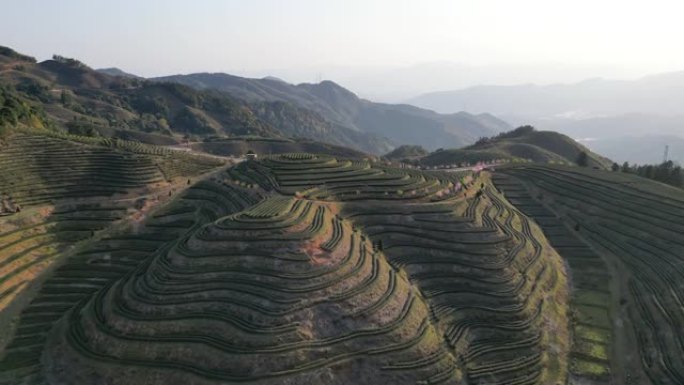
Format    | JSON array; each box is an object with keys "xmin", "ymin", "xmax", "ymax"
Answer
[{"xmin": 245, "ymin": 150, "xmax": 257, "ymax": 161}]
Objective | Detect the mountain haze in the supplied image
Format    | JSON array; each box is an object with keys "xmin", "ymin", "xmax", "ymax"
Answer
[
  {"xmin": 408, "ymin": 72, "xmax": 684, "ymax": 164},
  {"xmin": 408, "ymin": 73, "xmax": 684, "ymax": 118}
]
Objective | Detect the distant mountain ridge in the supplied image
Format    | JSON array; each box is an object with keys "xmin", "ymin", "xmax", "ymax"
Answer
[
  {"xmin": 153, "ymin": 73, "xmax": 511, "ymax": 150},
  {"xmin": 407, "ymin": 72, "xmax": 684, "ymax": 164}
]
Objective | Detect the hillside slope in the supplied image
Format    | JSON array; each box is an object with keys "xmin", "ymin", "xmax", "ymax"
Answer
[
  {"xmin": 153, "ymin": 73, "xmax": 512, "ymax": 150},
  {"xmin": 421, "ymin": 126, "xmax": 612, "ymax": 168}
]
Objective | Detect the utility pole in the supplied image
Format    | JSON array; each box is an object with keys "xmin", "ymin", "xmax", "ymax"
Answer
[{"xmin": 664, "ymin": 145, "xmax": 669, "ymax": 163}]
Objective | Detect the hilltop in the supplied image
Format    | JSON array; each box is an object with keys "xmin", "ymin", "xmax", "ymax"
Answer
[{"xmin": 420, "ymin": 126, "xmax": 612, "ymax": 168}]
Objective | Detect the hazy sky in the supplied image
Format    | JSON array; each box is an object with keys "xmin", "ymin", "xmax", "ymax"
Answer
[{"xmin": 3, "ymin": 0, "xmax": 684, "ymax": 98}]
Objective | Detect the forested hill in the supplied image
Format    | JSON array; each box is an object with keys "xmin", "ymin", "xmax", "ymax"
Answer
[{"xmin": 0, "ymin": 45, "xmax": 389, "ymax": 154}]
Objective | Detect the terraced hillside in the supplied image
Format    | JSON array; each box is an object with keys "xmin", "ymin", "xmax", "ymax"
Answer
[
  {"xmin": 44, "ymin": 196, "xmax": 463, "ymax": 384},
  {"xmin": 1, "ymin": 152, "xmax": 573, "ymax": 385},
  {"xmin": 1, "ymin": 177, "xmax": 259, "ymax": 384},
  {"xmin": 0, "ymin": 132, "xmax": 226, "ymax": 361},
  {"xmin": 493, "ymin": 165, "xmax": 684, "ymax": 385},
  {"xmin": 228, "ymin": 154, "xmax": 571, "ymax": 384}
]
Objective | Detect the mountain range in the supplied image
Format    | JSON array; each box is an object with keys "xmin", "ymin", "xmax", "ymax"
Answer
[
  {"xmin": 408, "ymin": 72, "xmax": 684, "ymax": 118},
  {"xmin": 152, "ymin": 72, "xmax": 511, "ymax": 151}
]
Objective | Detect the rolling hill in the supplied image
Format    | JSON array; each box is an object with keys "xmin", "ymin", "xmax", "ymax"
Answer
[
  {"xmin": 420, "ymin": 126, "xmax": 612, "ymax": 168},
  {"xmin": 153, "ymin": 73, "xmax": 512, "ymax": 151}
]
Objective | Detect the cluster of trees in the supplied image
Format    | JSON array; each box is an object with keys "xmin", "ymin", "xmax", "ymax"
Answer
[{"xmin": 612, "ymin": 160, "xmax": 683, "ymax": 188}]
